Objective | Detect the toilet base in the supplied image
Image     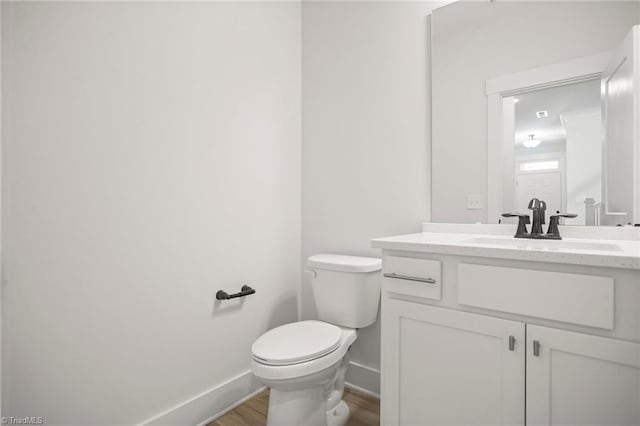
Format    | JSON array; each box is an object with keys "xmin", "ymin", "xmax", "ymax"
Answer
[
  {"xmin": 267, "ymin": 386, "xmax": 327, "ymax": 426},
  {"xmin": 266, "ymin": 388, "xmax": 350, "ymax": 426},
  {"xmin": 326, "ymin": 400, "xmax": 349, "ymax": 426},
  {"xmin": 253, "ymin": 328, "xmax": 357, "ymax": 426},
  {"xmin": 262, "ymin": 356, "xmax": 352, "ymax": 426}
]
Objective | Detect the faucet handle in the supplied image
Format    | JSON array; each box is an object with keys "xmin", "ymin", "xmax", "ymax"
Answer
[
  {"xmin": 550, "ymin": 213, "xmax": 578, "ymax": 219},
  {"xmin": 547, "ymin": 213, "xmax": 578, "ymax": 240},
  {"xmin": 502, "ymin": 212, "xmax": 530, "ymax": 223},
  {"xmin": 502, "ymin": 213, "xmax": 530, "ymax": 238}
]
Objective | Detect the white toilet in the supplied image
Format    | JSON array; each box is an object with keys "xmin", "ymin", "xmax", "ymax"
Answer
[{"xmin": 251, "ymin": 254, "xmax": 382, "ymax": 426}]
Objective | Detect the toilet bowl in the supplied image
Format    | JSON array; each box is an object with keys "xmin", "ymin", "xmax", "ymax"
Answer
[
  {"xmin": 251, "ymin": 254, "xmax": 381, "ymax": 426},
  {"xmin": 252, "ymin": 321, "xmax": 357, "ymax": 426}
]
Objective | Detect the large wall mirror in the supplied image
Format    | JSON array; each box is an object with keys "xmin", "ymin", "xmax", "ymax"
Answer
[
  {"xmin": 430, "ymin": 1, "xmax": 640, "ymax": 227},
  {"xmin": 487, "ymin": 27, "xmax": 639, "ymax": 227}
]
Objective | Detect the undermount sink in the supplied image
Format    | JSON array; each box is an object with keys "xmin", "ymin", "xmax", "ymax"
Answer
[{"xmin": 462, "ymin": 237, "xmax": 622, "ymax": 252}]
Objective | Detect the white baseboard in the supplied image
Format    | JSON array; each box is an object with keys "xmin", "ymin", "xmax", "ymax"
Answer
[
  {"xmin": 345, "ymin": 361, "xmax": 380, "ymax": 397},
  {"xmin": 197, "ymin": 385, "xmax": 266, "ymax": 426},
  {"xmin": 140, "ymin": 362, "xmax": 378, "ymax": 425},
  {"xmin": 140, "ymin": 370, "xmax": 263, "ymax": 426}
]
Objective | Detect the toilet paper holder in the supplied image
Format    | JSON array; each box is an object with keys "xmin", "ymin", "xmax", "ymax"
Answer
[{"xmin": 216, "ymin": 285, "xmax": 256, "ymax": 300}]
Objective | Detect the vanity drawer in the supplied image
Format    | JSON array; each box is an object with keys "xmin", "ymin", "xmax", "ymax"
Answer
[
  {"xmin": 458, "ymin": 263, "xmax": 614, "ymax": 329},
  {"xmin": 383, "ymin": 256, "xmax": 442, "ymax": 300}
]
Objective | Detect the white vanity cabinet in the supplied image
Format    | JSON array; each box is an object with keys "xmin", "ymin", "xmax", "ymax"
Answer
[
  {"xmin": 527, "ymin": 325, "xmax": 640, "ymax": 426},
  {"xmin": 382, "ymin": 299, "xmax": 525, "ymax": 426},
  {"xmin": 378, "ymin": 247, "xmax": 640, "ymax": 426}
]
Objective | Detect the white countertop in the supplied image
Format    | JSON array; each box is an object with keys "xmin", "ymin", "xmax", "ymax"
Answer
[{"xmin": 371, "ymin": 225, "xmax": 640, "ymax": 270}]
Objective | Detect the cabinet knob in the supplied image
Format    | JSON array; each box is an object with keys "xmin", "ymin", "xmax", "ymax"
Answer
[{"xmin": 508, "ymin": 335, "xmax": 516, "ymax": 351}]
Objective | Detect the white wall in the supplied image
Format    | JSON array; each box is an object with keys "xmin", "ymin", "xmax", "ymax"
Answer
[
  {"xmin": 1, "ymin": 2, "xmax": 300, "ymax": 424},
  {"xmin": 431, "ymin": 0, "xmax": 640, "ymax": 223},
  {"xmin": 301, "ymin": 1, "xmax": 446, "ymax": 390},
  {"xmin": 564, "ymin": 109, "xmax": 602, "ymax": 225}
]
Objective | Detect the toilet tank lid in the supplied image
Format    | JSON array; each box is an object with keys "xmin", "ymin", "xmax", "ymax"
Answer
[{"xmin": 307, "ymin": 254, "xmax": 382, "ymax": 273}]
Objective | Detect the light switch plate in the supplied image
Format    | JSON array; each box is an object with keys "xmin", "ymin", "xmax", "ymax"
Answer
[{"xmin": 466, "ymin": 194, "xmax": 483, "ymax": 210}]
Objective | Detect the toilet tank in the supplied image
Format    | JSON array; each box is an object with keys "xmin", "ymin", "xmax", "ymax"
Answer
[{"xmin": 307, "ymin": 254, "xmax": 382, "ymax": 328}]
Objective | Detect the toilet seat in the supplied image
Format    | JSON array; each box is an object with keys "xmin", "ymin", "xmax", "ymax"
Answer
[
  {"xmin": 252, "ymin": 320, "xmax": 342, "ymax": 366},
  {"xmin": 251, "ymin": 324, "xmax": 357, "ymax": 381}
]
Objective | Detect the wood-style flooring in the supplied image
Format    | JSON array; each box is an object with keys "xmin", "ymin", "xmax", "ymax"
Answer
[{"xmin": 210, "ymin": 387, "xmax": 380, "ymax": 426}]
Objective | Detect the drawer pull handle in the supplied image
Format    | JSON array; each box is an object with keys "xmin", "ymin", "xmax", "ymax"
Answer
[
  {"xmin": 383, "ymin": 273, "xmax": 436, "ymax": 284},
  {"xmin": 533, "ymin": 340, "xmax": 540, "ymax": 357},
  {"xmin": 508, "ymin": 335, "xmax": 516, "ymax": 351}
]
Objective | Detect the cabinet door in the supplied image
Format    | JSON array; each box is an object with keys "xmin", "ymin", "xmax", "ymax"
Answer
[
  {"xmin": 381, "ymin": 299, "xmax": 525, "ymax": 426},
  {"xmin": 527, "ymin": 325, "xmax": 640, "ymax": 426}
]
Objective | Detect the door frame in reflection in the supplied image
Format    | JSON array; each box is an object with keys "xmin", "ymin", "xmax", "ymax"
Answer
[{"xmin": 486, "ymin": 52, "xmax": 611, "ymax": 224}]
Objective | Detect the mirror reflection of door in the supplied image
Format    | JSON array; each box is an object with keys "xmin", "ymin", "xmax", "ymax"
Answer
[
  {"xmin": 505, "ymin": 79, "xmax": 601, "ymax": 225},
  {"xmin": 500, "ymin": 26, "xmax": 639, "ymax": 227},
  {"xmin": 516, "ymin": 160, "xmax": 563, "ymax": 217}
]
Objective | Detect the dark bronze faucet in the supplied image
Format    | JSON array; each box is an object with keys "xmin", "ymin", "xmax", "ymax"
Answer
[
  {"xmin": 502, "ymin": 198, "xmax": 577, "ymax": 240},
  {"xmin": 528, "ymin": 198, "xmax": 547, "ymax": 237}
]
